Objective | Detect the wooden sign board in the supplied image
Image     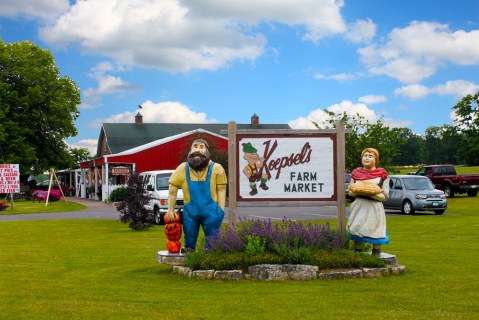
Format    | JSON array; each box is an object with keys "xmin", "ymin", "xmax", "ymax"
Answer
[
  {"xmin": 111, "ymin": 167, "xmax": 130, "ymax": 175},
  {"xmin": 236, "ymin": 134, "xmax": 336, "ymax": 202},
  {"xmin": 0, "ymin": 164, "xmax": 20, "ymax": 193},
  {"xmin": 226, "ymin": 121, "xmax": 347, "ymax": 231}
]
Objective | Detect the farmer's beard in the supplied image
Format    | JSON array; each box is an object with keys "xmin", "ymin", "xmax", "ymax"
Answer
[{"xmin": 188, "ymin": 151, "xmax": 211, "ymax": 171}]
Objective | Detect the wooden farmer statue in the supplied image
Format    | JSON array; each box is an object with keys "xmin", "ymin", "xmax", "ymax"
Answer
[
  {"xmin": 347, "ymin": 148, "xmax": 390, "ymax": 256},
  {"xmin": 166, "ymin": 139, "xmax": 227, "ymax": 251}
]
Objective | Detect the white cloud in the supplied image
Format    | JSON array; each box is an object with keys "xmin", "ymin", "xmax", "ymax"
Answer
[
  {"xmin": 36, "ymin": 0, "xmax": 351, "ymax": 72},
  {"xmin": 358, "ymin": 95, "xmax": 387, "ymax": 105},
  {"xmin": 184, "ymin": 0, "xmax": 347, "ymax": 43},
  {"xmin": 345, "ymin": 18, "xmax": 376, "ymax": 44},
  {"xmin": 395, "ymin": 80, "xmax": 478, "ymax": 100},
  {"xmin": 359, "ymin": 21, "xmax": 479, "ymax": 83},
  {"xmin": 68, "ymin": 139, "xmax": 98, "ymax": 157},
  {"xmin": 394, "ymin": 84, "xmax": 430, "ymax": 100},
  {"xmin": 0, "ymin": 0, "xmax": 69, "ymax": 20},
  {"xmin": 83, "ymin": 62, "xmax": 138, "ymax": 101},
  {"xmin": 432, "ymin": 80, "xmax": 479, "ymax": 97},
  {"xmin": 90, "ymin": 100, "xmax": 217, "ymax": 128},
  {"xmin": 314, "ymin": 72, "xmax": 357, "ymax": 82},
  {"xmin": 289, "ymin": 100, "xmax": 380, "ymax": 129}
]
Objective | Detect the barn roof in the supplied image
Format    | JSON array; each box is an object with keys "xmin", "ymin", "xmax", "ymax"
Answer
[{"xmin": 98, "ymin": 122, "xmax": 291, "ymax": 156}]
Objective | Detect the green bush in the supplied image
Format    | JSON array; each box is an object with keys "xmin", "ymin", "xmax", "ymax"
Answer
[{"xmin": 108, "ymin": 186, "xmax": 130, "ymax": 202}]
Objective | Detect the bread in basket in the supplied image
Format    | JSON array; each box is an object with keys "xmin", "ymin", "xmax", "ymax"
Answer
[{"xmin": 348, "ymin": 180, "xmax": 382, "ymax": 196}]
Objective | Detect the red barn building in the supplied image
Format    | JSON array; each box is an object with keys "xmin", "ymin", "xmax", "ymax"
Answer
[{"xmin": 79, "ymin": 113, "xmax": 290, "ymax": 201}]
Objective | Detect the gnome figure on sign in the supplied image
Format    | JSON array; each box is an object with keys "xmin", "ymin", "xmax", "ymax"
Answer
[{"xmin": 242, "ymin": 142, "xmax": 269, "ymax": 196}]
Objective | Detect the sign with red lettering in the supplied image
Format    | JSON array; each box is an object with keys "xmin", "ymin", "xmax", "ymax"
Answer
[
  {"xmin": 237, "ymin": 134, "xmax": 336, "ymax": 201},
  {"xmin": 0, "ymin": 164, "xmax": 20, "ymax": 193}
]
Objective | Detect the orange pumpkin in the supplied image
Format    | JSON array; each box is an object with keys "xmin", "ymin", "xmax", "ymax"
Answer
[
  {"xmin": 165, "ymin": 222, "xmax": 182, "ymax": 241},
  {"xmin": 166, "ymin": 240, "xmax": 181, "ymax": 253},
  {"xmin": 163, "ymin": 212, "xmax": 182, "ymax": 224}
]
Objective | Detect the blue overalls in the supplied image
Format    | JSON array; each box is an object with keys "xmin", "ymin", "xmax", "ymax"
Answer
[{"xmin": 183, "ymin": 162, "xmax": 225, "ymax": 249}]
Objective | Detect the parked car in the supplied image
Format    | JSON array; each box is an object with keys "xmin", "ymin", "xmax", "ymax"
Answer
[
  {"xmin": 345, "ymin": 173, "xmax": 352, "ymax": 199},
  {"xmin": 139, "ymin": 170, "xmax": 184, "ymax": 225},
  {"xmin": 384, "ymin": 175, "xmax": 447, "ymax": 215},
  {"xmin": 413, "ymin": 164, "xmax": 479, "ymax": 198}
]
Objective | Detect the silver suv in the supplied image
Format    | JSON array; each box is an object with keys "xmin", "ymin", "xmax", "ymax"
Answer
[{"xmin": 384, "ymin": 175, "xmax": 447, "ymax": 215}]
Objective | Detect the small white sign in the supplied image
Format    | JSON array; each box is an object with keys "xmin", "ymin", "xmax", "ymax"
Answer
[{"xmin": 0, "ymin": 164, "xmax": 20, "ymax": 193}]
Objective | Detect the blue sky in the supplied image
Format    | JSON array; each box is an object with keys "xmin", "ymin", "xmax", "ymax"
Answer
[{"xmin": 1, "ymin": 0, "xmax": 478, "ymax": 155}]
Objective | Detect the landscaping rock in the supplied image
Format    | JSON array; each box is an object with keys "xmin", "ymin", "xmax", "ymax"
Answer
[
  {"xmin": 283, "ymin": 264, "xmax": 318, "ymax": 280},
  {"xmin": 192, "ymin": 270, "xmax": 215, "ymax": 279},
  {"xmin": 389, "ymin": 265, "xmax": 406, "ymax": 275},
  {"xmin": 173, "ymin": 266, "xmax": 192, "ymax": 278},
  {"xmin": 318, "ymin": 269, "xmax": 363, "ymax": 280},
  {"xmin": 214, "ymin": 270, "xmax": 244, "ymax": 280},
  {"xmin": 362, "ymin": 267, "xmax": 390, "ymax": 278},
  {"xmin": 248, "ymin": 264, "xmax": 289, "ymax": 281}
]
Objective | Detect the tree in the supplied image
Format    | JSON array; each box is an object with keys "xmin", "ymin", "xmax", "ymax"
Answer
[
  {"xmin": 424, "ymin": 125, "xmax": 463, "ymax": 164},
  {"xmin": 313, "ymin": 111, "xmax": 407, "ymax": 170},
  {"xmin": 68, "ymin": 147, "xmax": 94, "ymax": 169},
  {"xmin": 116, "ymin": 172, "xmax": 153, "ymax": 230},
  {"xmin": 452, "ymin": 92, "xmax": 479, "ymax": 165},
  {"xmin": 0, "ymin": 40, "xmax": 80, "ymax": 174},
  {"xmin": 393, "ymin": 128, "xmax": 425, "ymax": 165}
]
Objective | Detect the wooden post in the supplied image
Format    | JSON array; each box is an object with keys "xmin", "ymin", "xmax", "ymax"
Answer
[
  {"xmin": 336, "ymin": 120, "xmax": 346, "ymax": 232},
  {"xmin": 227, "ymin": 121, "xmax": 237, "ymax": 224},
  {"xmin": 45, "ymin": 168, "xmax": 54, "ymax": 206},
  {"xmin": 45, "ymin": 168, "xmax": 67, "ymax": 206}
]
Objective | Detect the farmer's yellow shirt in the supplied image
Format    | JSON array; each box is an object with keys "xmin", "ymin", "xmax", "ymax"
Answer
[{"xmin": 169, "ymin": 161, "xmax": 227, "ymax": 204}]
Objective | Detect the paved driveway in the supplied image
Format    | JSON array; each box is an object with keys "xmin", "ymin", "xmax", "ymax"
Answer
[{"xmin": 0, "ymin": 197, "xmax": 350, "ymax": 222}]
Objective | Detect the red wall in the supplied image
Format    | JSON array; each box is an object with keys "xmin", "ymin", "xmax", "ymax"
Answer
[{"xmin": 106, "ymin": 133, "xmax": 228, "ymax": 173}]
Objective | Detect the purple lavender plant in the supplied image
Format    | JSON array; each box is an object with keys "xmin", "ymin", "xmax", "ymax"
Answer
[{"xmin": 206, "ymin": 217, "xmax": 348, "ymax": 254}]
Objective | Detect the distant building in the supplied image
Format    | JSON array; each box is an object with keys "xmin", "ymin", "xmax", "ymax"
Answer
[{"xmin": 79, "ymin": 114, "xmax": 290, "ymax": 201}]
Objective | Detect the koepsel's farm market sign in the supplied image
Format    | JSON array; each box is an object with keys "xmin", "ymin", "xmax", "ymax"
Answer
[
  {"xmin": 0, "ymin": 164, "xmax": 20, "ymax": 194},
  {"xmin": 237, "ymin": 135, "xmax": 336, "ymax": 201}
]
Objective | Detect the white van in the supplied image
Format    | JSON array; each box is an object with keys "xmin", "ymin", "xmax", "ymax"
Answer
[{"xmin": 139, "ymin": 170, "xmax": 184, "ymax": 224}]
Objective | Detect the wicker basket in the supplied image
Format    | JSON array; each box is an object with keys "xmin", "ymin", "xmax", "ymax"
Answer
[{"xmin": 348, "ymin": 181, "xmax": 382, "ymax": 196}]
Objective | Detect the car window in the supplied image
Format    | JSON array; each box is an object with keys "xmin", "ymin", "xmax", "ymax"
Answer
[
  {"xmin": 156, "ymin": 174, "xmax": 171, "ymax": 190},
  {"xmin": 445, "ymin": 166, "xmax": 456, "ymax": 175},
  {"xmin": 390, "ymin": 178, "xmax": 402, "ymax": 190},
  {"xmin": 403, "ymin": 178, "xmax": 434, "ymax": 191}
]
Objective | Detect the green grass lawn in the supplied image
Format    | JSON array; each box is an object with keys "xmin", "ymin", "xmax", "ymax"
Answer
[
  {"xmin": 0, "ymin": 198, "xmax": 87, "ymax": 215},
  {"xmin": 0, "ymin": 197, "xmax": 478, "ymax": 319}
]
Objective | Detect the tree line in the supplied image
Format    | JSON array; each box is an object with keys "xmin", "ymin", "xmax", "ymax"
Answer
[{"xmin": 313, "ymin": 92, "xmax": 479, "ymax": 171}]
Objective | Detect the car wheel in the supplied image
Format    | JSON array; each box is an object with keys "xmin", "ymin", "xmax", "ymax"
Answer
[
  {"xmin": 402, "ymin": 200, "xmax": 415, "ymax": 215},
  {"xmin": 443, "ymin": 184, "xmax": 454, "ymax": 198},
  {"xmin": 434, "ymin": 210, "xmax": 445, "ymax": 215},
  {"xmin": 467, "ymin": 190, "xmax": 478, "ymax": 197},
  {"xmin": 154, "ymin": 207, "xmax": 164, "ymax": 225}
]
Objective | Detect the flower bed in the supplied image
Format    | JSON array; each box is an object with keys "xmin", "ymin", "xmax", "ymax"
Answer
[
  {"xmin": 185, "ymin": 219, "xmax": 386, "ymax": 271},
  {"xmin": 32, "ymin": 190, "xmax": 62, "ymax": 202}
]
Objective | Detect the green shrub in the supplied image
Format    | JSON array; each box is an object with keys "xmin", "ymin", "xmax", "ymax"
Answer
[
  {"xmin": 108, "ymin": 186, "xmax": 130, "ymax": 202},
  {"xmin": 244, "ymin": 235, "xmax": 266, "ymax": 256}
]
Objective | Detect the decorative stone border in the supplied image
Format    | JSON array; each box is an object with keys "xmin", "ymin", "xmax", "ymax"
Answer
[{"xmin": 157, "ymin": 250, "xmax": 406, "ymax": 281}]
